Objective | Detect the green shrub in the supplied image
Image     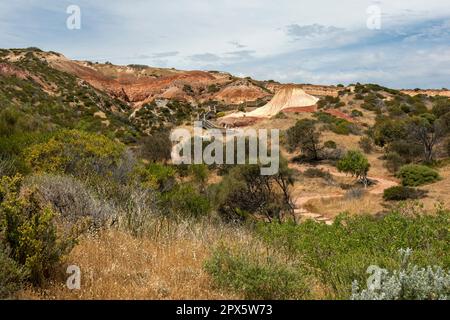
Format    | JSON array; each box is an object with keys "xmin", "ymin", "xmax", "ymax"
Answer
[
  {"xmin": 397, "ymin": 164, "xmax": 440, "ymax": 186},
  {"xmin": 256, "ymin": 209, "xmax": 449, "ymax": 299},
  {"xmin": 303, "ymin": 168, "xmax": 332, "ymax": 181},
  {"xmin": 163, "ymin": 184, "xmax": 210, "ymax": 218},
  {"xmin": 351, "ymin": 109, "xmax": 363, "ymax": 117},
  {"xmin": 324, "ymin": 140, "xmax": 337, "ymax": 149},
  {"xmin": 0, "ymin": 245, "xmax": 28, "ymax": 298},
  {"xmin": 205, "ymin": 245, "xmax": 309, "ymax": 299},
  {"xmin": 337, "ymin": 150, "xmax": 370, "ymax": 186},
  {"xmin": 25, "ymin": 130, "xmax": 126, "ymax": 177},
  {"xmin": 383, "ymin": 186, "xmax": 427, "ymax": 201},
  {"xmin": 0, "ymin": 175, "xmax": 77, "ymax": 285}
]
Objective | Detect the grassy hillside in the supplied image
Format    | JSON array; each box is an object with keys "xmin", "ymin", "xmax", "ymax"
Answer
[{"xmin": 0, "ymin": 49, "xmax": 449, "ymax": 300}]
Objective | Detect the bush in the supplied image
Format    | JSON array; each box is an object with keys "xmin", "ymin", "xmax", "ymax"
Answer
[
  {"xmin": 139, "ymin": 131, "xmax": 172, "ymax": 163},
  {"xmin": 447, "ymin": 139, "xmax": 450, "ymax": 157},
  {"xmin": 205, "ymin": 245, "xmax": 309, "ymax": 299},
  {"xmin": 324, "ymin": 140, "xmax": 337, "ymax": 149},
  {"xmin": 351, "ymin": 249, "xmax": 450, "ymax": 300},
  {"xmin": 0, "ymin": 245, "xmax": 28, "ymax": 298},
  {"xmin": 351, "ymin": 109, "xmax": 363, "ymax": 117},
  {"xmin": 25, "ymin": 174, "xmax": 113, "ymax": 228},
  {"xmin": 256, "ymin": 209, "xmax": 450, "ymax": 299},
  {"xmin": 0, "ymin": 175, "xmax": 77, "ymax": 285},
  {"xmin": 163, "ymin": 184, "xmax": 210, "ymax": 218},
  {"xmin": 25, "ymin": 130, "xmax": 126, "ymax": 178},
  {"xmin": 384, "ymin": 152, "xmax": 405, "ymax": 173},
  {"xmin": 303, "ymin": 168, "xmax": 332, "ymax": 181},
  {"xmin": 337, "ymin": 150, "xmax": 370, "ymax": 186},
  {"xmin": 397, "ymin": 164, "xmax": 440, "ymax": 187},
  {"xmin": 359, "ymin": 137, "xmax": 373, "ymax": 154},
  {"xmin": 383, "ymin": 186, "xmax": 427, "ymax": 201}
]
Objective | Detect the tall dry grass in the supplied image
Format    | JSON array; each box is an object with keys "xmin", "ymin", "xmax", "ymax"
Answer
[{"xmin": 19, "ymin": 218, "xmax": 253, "ymax": 300}]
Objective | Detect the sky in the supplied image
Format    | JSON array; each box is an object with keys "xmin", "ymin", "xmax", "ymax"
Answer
[{"xmin": 1, "ymin": 0, "xmax": 450, "ymax": 88}]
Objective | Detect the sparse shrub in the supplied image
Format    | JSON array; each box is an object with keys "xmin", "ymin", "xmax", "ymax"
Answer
[
  {"xmin": 447, "ymin": 139, "xmax": 450, "ymax": 157},
  {"xmin": 383, "ymin": 186, "xmax": 427, "ymax": 201},
  {"xmin": 387, "ymin": 140, "xmax": 423, "ymax": 163},
  {"xmin": 351, "ymin": 109, "xmax": 363, "ymax": 117},
  {"xmin": 0, "ymin": 245, "xmax": 28, "ymax": 298},
  {"xmin": 351, "ymin": 249, "xmax": 450, "ymax": 300},
  {"xmin": 116, "ymin": 185, "xmax": 160, "ymax": 237},
  {"xmin": 274, "ymin": 112, "xmax": 287, "ymax": 119},
  {"xmin": 359, "ymin": 137, "xmax": 373, "ymax": 154},
  {"xmin": 397, "ymin": 164, "xmax": 440, "ymax": 187},
  {"xmin": 303, "ymin": 168, "xmax": 332, "ymax": 181},
  {"xmin": 211, "ymin": 162, "xmax": 294, "ymax": 222},
  {"xmin": 344, "ymin": 188, "xmax": 365, "ymax": 200},
  {"xmin": 205, "ymin": 245, "xmax": 309, "ymax": 299},
  {"xmin": 324, "ymin": 140, "xmax": 337, "ymax": 149},
  {"xmin": 163, "ymin": 184, "xmax": 210, "ymax": 218},
  {"xmin": 25, "ymin": 174, "xmax": 113, "ymax": 228},
  {"xmin": 140, "ymin": 131, "xmax": 172, "ymax": 163},
  {"xmin": 384, "ymin": 152, "xmax": 406, "ymax": 173},
  {"xmin": 216, "ymin": 112, "xmax": 226, "ymax": 118}
]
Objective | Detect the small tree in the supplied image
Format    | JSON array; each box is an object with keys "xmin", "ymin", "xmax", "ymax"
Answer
[
  {"xmin": 286, "ymin": 119, "xmax": 322, "ymax": 161},
  {"xmin": 407, "ymin": 115, "xmax": 447, "ymax": 163},
  {"xmin": 337, "ymin": 150, "xmax": 370, "ymax": 187}
]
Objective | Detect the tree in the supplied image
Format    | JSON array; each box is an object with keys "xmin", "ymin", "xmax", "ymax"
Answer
[
  {"xmin": 286, "ymin": 119, "xmax": 322, "ymax": 161},
  {"xmin": 407, "ymin": 115, "xmax": 447, "ymax": 163},
  {"xmin": 337, "ymin": 150, "xmax": 370, "ymax": 187},
  {"xmin": 212, "ymin": 159, "xmax": 295, "ymax": 222}
]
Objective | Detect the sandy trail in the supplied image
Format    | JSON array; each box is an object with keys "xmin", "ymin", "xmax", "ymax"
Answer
[{"xmin": 288, "ymin": 163, "xmax": 398, "ymax": 225}]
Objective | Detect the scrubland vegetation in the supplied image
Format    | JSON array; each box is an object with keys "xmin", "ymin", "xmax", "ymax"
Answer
[{"xmin": 0, "ymin": 50, "xmax": 449, "ymax": 300}]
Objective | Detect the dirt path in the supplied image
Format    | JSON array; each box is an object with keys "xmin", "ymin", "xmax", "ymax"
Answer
[{"xmin": 288, "ymin": 163, "xmax": 398, "ymax": 225}]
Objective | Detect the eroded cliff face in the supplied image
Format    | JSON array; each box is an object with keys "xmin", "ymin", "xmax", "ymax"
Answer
[
  {"xmin": 401, "ymin": 89, "xmax": 450, "ymax": 98},
  {"xmin": 41, "ymin": 52, "xmax": 273, "ymax": 107}
]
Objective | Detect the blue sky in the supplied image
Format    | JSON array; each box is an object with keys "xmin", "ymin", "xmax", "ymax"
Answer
[{"xmin": 1, "ymin": 0, "xmax": 450, "ymax": 88}]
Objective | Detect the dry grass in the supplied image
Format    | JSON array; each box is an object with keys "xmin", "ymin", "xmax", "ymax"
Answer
[
  {"xmin": 304, "ymin": 193, "xmax": 385, "ymax": 218},
  {"xmin": 420, "ymin": 164, "xmax": 450, "ymax": 211},
  {"xmin": 19, "ymin": 219, "xmax": 251, "ymax": 300}
]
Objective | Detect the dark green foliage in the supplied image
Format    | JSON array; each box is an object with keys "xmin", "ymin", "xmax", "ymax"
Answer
[
  {"xmin": 0, "ymin": 245, "xmax": 28, "ymax": 298},
  {"xmin": 397, "ymin": 165, "xmax": 440, "ymax": 187},
  {"xmin": 256, "ymin": 209, "xmax": 449, "ymax": 299},
  {"xmin": 324, "ymin": 140, "xmax": 337, "ymax": 149},
  {"xmin": 162, "ymin": 184, "xmax": 211, "ymax": 218},
  {"xmin": 337, "ymin": 150, "xmax": 370, "ymax": 186},
  {"xmin": 313, "ymin": 112, "xmax": 355, "ymax": 135},
  {"xmin": 210, "ymin": 162, "xmax": 294, "ymax": 222},
  {"xmin": 286, "ymin": 119, "xmax": 322, "ymax": 161},
  {"xmin": 351, "ymin": 109, "xmax": 363, "ymax": 117},
  {"xmin": 384, "ymin": 152, "xmax": 406, "ymax": 173},
  {"xmin": 383, "ymin": 186, "xmax": 427, "ymax": 201}
]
